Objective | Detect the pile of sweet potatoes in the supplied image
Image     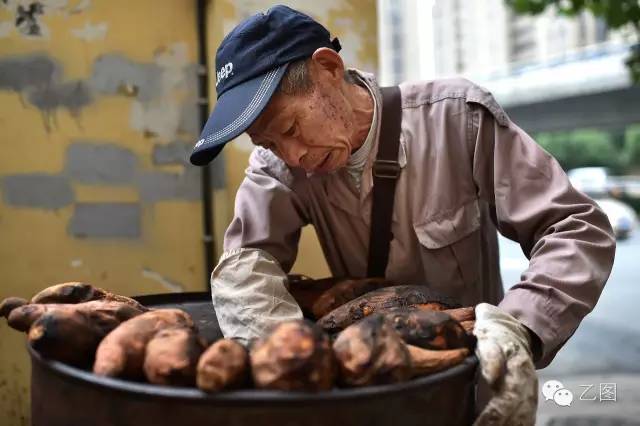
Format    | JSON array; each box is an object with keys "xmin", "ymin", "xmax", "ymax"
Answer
[{"xmin": 1, "ymin": 278, "xmax": 476, "ymax": 392}]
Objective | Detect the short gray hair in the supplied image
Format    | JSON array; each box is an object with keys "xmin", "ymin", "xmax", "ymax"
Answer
[{"xmin": 276, "ymin": 58, "xmax": 356, "ymax": 96}]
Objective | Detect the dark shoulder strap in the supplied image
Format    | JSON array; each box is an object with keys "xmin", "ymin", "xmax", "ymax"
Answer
[{"xmin": 367, "ymin": 86, "xmax": 402, "ymax": 278}]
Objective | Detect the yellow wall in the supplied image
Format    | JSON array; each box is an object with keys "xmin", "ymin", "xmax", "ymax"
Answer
[{"xmin": 0, "ymin": 1, "xmax": 377, "ymax": 424}]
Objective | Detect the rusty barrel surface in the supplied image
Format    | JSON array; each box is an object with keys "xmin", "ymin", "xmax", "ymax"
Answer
[{"xmin": 30, "ymin": 292, "xmax": 478, "ymax": 426}]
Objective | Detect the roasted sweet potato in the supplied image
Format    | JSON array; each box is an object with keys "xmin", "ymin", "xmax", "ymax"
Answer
[
  {"xmin": 441, "ymin": 306, "xmax": 475, "ymax": 323},
  {"xmin": 332, "ymin": 314, "xmax": 411, "ymax": 387},
  {"xmin": 311, "ymin": 278, "xmax": 398, "ymax": 319},
  {"xmin": 0, "ymin": 297, "xmax": 28, "ymax": 319},
  {"xmin": 143, "ymin": 327, "xmax": 205, "ymax": 386},
  {"xmin": 28, "ymin": 302, "xmax": 143, "ymax": 367},
  {"xmin": 383, "ymin": 309, "xmax": 471, "ymax": 350},
  {"xmin": 289, "ymin": 276, "xmax": 395, "ymax": 319},
  {"xmin": 7, "ymin": 304, "xmax": 48, "ymax": 332},
  {"xmin": 250, "ymin": 320, "xmax": 335, "ymax": 391},
  {"xmin": 459, "ymin": 320, "xmax": 476, "ymax": 335},
  {"xmin": 30, "ymin": 282, "xmax": 146, "ymax": 311},
  {"xmin": 333, "ymin": 314, "xmax": 470, "ymax": 386},
  {"xmin": 406, "ymin": 345, "xmax": 469, "ymax": 377},
  {"xmin": 7, "ymin": 300, "xmax": 142, "ymax": 333},
  {"xmin": 93, "ymin": 309, "xmax": 193, "ymax": 380},
  {"xmin": 317, "ymin": 285, "xmax": 460, "ymax": 333},
  {"xmin": 197, "ymin": 339, "xmax": 249, "ymax": 392}
]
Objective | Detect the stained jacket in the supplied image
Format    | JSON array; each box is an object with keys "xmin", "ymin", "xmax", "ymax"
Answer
[{"xmin": 220, "ymin": 70, "xmax": 616, "ymax": 368}]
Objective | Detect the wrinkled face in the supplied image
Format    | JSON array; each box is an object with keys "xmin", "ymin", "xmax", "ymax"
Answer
[{"xmin": 247, "ymin": 55, "xmax": 360, "ymax": 174}]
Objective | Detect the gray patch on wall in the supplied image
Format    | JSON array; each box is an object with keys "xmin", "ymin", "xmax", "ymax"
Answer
[
  {"xmin": 208, "ymin": 153, "xmax": 226, "ymax": 189},
  {"xmin": 0, "ymin": 54, "xmax": 91, "ymax": 129},
  {"xmin": 2, "ymin": 174, "xmax": 74, "ymax": 209},
  {"xmin": 0, "ymin": 54, "xmax": 60, "ymax": 92},
  {"xmin": 89, "ymin": 54, "xmax": 162, "ymax": 102},
  {"xmin": 137, "ymin": 169, "xmax": 201, "ymax": 202},
  {"xmin": 152, "ymin": 141, "xmax": 192, "ymax": 165},
  {"xmin": 28, "ymin": 80, "xmax": 92, "ymax": 127},
  {"xmin": 152, "ymin": 142, "xmax": 226, "ymax": 189},
  {"xmin": 66, "ymin": 141, "xmax": 137, "ymax": 184},
  {"xmin": 68, "ymin": 203, "xmax": 141, "ymax": 238},
  {"xmin": 178, "ymin": 64, "xmax": 201, "ymax": 135}
]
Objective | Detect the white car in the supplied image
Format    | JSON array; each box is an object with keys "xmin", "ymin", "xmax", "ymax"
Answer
[
  {"xmin": 594, "ymin": 197, "xmax": 638, "ymax": 240},
  {"xmin": 567, "ymin": 167, "xmax": 614, "ymax": 197}
]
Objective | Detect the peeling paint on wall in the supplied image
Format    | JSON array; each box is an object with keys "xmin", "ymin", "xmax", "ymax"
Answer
[
  {"xmin": 68, "ymin": 202, "xmax": 141, "ymax": 238},
  {"xmin": 2, "ymin": 174, "xmax": 74, "ymax": 209},
  {"xmin": 65, "ymin": 142, "xmax": 138, "ymax": 184},
  {"xmin": 90, "ymin": 53, "xmax": 162, "ymax": 102},
  {"xmin": 89, "ymin": 44, "xmax": 200, "ymax": 141},
  {"xmin": 15, "ymin": 1, "xmax": 47, "ymax": 38},
  {"xmin": 0, "ymin": 54, "xmax": 91, "ymax": 129},
  {"xmin": 70, "ymin": 21, "xmax": 106, "ymax": 41},
  {"xmin": 0, "ymin": 48, "xmax": 200, "ymax": 140},
  {"xmin": 1, "ymin": 0, "xmax": 95, "ymax": 39}
]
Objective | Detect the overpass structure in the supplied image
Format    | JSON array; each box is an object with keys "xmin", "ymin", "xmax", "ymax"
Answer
[{"xmin": 474, "ymin": 41, "xmax": 640, "ymax": 134}]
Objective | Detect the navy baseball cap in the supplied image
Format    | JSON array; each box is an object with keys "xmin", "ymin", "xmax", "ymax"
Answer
[{"xmin": 190, "ymin": 5, "xmax": 341, "ymax": 166}]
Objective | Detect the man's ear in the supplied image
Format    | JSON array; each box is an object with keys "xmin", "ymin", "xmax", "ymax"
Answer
[{"xmin": 310, "ymin": 47, "xmax": 345, "ymax": 84}]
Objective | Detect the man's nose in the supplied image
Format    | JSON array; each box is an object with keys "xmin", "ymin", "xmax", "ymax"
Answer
[{"xmin": 278, "ymin": 140, "xmax": 307, "ymax": 167}]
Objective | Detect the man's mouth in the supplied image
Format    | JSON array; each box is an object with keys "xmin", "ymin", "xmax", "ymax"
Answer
[{"xmin": 317, "ymin": 152, "xmax": 332, "ymax": 170}]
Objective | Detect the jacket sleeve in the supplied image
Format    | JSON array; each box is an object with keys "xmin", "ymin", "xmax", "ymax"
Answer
[
  {"xmin": 223, "ymin": 147, "xmax": 309, "ymax": 271},
  {"xmin": 467, "ymin": 88, "xmax": 616, "ymax": 368},
  {"xmin": 210, "ymin": 148, "xmax": 308, "ymax": 343}
]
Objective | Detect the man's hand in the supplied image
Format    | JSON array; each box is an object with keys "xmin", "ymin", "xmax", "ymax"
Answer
[{"xmin": 473, "ymin": 303, "xmax": 538, "ymax": 426}]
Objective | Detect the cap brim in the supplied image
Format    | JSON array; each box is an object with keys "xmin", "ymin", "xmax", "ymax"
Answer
[{"xmin": 190, "ymin": 64, "xmax": 288, "ymax": 166}]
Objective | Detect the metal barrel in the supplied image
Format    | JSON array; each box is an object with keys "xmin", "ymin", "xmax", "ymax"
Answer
[{"xmin": 30, "ymin": 292, "xmax": 478, "ymax": 426}]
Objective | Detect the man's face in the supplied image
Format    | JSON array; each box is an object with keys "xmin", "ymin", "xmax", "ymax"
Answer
[{"xmin": 247, "ymin": 51, "xmax": 359, "ymax": 174}]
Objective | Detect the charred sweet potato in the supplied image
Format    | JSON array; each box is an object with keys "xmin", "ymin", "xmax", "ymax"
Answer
[
  {"xmin": 289, "ymin": 277, "xmax": 396, "ymax": 320},
  {"xmin": 143, "ymin": 327, "xmax": 205, "ymax": 386},
  {"xmin": 27, "ymin": 302, "xmax": 143, "ymax": 367},
  {"xmin": 311, "ymin": 278, "xmax": 397, "ymax": 319},
  {"xmin": 30, "ymin": 282, "xmax": 146, "ymax": 311},
  {"xmin": 333, "ymin": 314, "xmax": 470, "ymax": 386},
  {"xmin": 0, "ymin": 297, "xmax": 28, "ymax": 319},
  {"xmin": 441, "ymin": 307, "xmax": 475, "ymax": 323},
  {"xmin": 197, "ymin": 339, "xmax": 249, "ymax": 392},
  {"xmin": 318, "ymin": 285, "xmax": 460, "ymax": 333},
  {"xmin": 93, "ymin": 309, "xmax": 194, "ymax": 380},
  {"xmin": 332, "ymin": 314, "xmax": 411, "ymax": 387},
  {"xmin": 383, "ymin": 309, "xmax": 471, "ymax": 350},
  {"xmin": 7, "ymin": 300, "xmax": 142, "ymax": 333},
  {"xmin": 459, "ymin": 320, "xmax": 476, "ymax": 335},
  {"xmin": 406, "ymin": 345, "xmax": 469, "ymax": 377},
  {"xmin": 250, "ymin": 320, "xmax": 335, "ymax": 391}
]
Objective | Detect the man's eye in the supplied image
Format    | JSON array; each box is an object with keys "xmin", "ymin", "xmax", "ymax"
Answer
[{"xmin": 283, "ymin": 123, "xmax": 296, "ymax": 137}]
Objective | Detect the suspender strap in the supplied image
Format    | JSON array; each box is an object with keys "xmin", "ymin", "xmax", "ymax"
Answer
[{"xmin": 367, "ymin": 86, "xmax": 402, "ymax": 278}]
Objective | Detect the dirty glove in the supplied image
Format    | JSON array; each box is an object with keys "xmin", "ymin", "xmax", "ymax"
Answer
[
  {"xmin": 472, "ymin": 303, "xmax": 538, "ymax": 426},
  {"xmin": 211, "ymin": 247, "xmax": 303, "ymax": 346}
]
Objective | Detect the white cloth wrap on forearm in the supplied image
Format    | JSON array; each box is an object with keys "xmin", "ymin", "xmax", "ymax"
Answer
[{"xmin": 210, "ymin": 247, "xmax": 303, "ymax": 346}]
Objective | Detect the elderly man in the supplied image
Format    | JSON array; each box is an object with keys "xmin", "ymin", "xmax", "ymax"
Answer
[{"xmin": 190, "ymin": 5, "xmax": 615, "ymax": 425}]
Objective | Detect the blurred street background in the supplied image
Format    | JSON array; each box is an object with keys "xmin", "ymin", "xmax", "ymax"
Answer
[
  {"xmin": 383, "ymin": 1, "xmax": 640, "ymax": 424},
  {"xmin": 1, "ymin": 0, "xmax": 640, "ymax": 425}
]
